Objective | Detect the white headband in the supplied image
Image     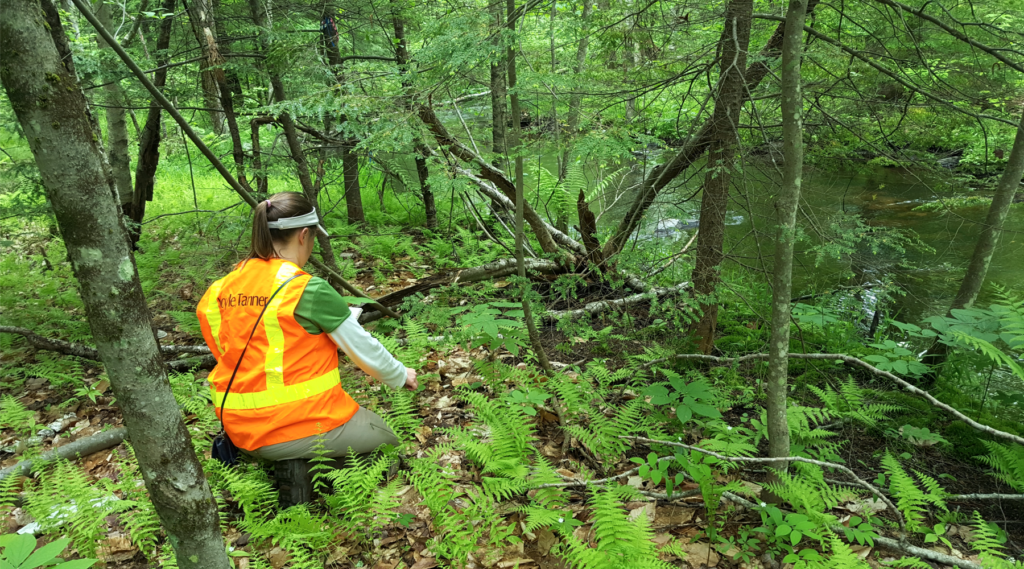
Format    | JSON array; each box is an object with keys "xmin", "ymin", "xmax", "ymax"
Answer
[{"xmin": 266, "ymin": 208, "xmax": 329, "ymax": 237}]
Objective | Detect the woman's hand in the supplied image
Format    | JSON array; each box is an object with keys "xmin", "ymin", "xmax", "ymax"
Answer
[{"xmin": 404, "ymin": 367, "xmax": 418, "ymax": 391}]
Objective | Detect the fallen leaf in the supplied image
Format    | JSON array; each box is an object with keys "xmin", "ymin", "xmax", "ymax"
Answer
[
  {"xmin": 555, "ymin": 468, "xmax": 576, "ymax": 479},
  {"xmin": 655, "ymin": 505, "xmax": 695, "ymax": 526},
  {"xmin": 497, "ymin": 558, "xmax": 535, "ymax": 568},
  {"xmin": 535, "ymin": 528, "xmax": 557, "ymax": 557},
  {"xmin": 849, "ymin": 545, "xmax": 872, "ymax": 559},
  {"xmin": 97, "ymin": 536, "xmax": 137, "ymax": 563},
  {"xmin": 410, "ymin": 559, "xmax": 437, "ymax": 569},
  {"xmin": 681, "ymin": 541, "xmax": 719, "ymax": 568},
  {"xmin": 628, "ymin": 503, "xmax": 656, "ymax": 523},
  {"xmin": 267, "ymin": 546, "xmax": 291, "ymax": 569},
  {"xmin": 93, "ymin": 378, "xmax": 110, "ymax": 394},
  {"xmin": 627, "ymin": 476, "xmax": 643, "ymax": 488}
]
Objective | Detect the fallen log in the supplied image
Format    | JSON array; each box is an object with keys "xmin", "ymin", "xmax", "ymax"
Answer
[
  {"xmin": 0, "ymin": 428, "xmax": 128, "ymax": 482},
  {"xmin": 543, "ymin": 282, "xmax": 691, "ymax": 322}
]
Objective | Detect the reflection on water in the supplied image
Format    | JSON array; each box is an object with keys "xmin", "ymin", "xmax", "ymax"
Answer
[{"xmin": 610, "ymin": 163, "xmax": 1024, "ymax": 324}]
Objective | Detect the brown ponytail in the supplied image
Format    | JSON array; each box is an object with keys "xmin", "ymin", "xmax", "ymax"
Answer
[{"xmin": 245, "ymin": 192, "xmax": 318, "ymax": 260}]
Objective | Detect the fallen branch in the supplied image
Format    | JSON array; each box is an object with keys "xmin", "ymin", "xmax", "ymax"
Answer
[
  {"xmin": 543, "ymin": 282, "xmax": 691, "ymax": 322},
  {"xmin": 643, "ymin": 352, "xmax": 1024, "ymax": 448},
  {"xmin": 718, "ymin": 488, "xmax": 984, "ymax": 569},
  {"xmin": 417, "ymin": 107, "xmax": 564, "ymax": 256},
  {"xmin": 308, "ymin": 257, "xmax": 400, "ymax": 320},
  {"xmin": 624, "ymin": 436, "xmax": 905, "ymax": 536},
  {"xmin": 0, "ymin": 428, "xmax": 128, "ymax": 482},
  {"xmin": 421, "ymin": 144, "xmax": 584, "ymax": 257},
  {"xmin": 0, "ymin": 326, "xmax": 103, "ymax": 360}
]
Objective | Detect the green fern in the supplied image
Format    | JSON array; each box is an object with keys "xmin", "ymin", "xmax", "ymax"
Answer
[
  {"xmin": 556, "ymin": 485, "xmax": 674, "ymax": 569},
  {"xmin": 22, "ymin": 459, "xmax": 117, "ymax": 556},
  {"xmin": 881, "ymin": 453, "xmax": 947, "ymax": 533},
  {"xmin": 978, "ymin": 441, "xmax": 1024, "ymax": 492},
  {"xmin": 807, "ymin": 377, "xmax": 902, "ymax": 427}
]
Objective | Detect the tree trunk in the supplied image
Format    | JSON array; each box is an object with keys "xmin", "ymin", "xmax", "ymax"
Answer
[
  {"xmin": 342, "ymin": 143, "xmax": 364, "ymax": 224},
  {"xmin": 601, "ymin": 0, "xmax": 819, "ymax": 259},
  {"xmin": 508, "ymin": 0, "xmax": 553, "ymax": 373},
  {"xmin": 921, "ymin": 110, "xmax": 1024, "ymax": 381},
  {"xmin": 319, "ymin": 13, "xmax": 366, "ymax": 226},
  {"xmin": 392, "ymin": 10, "xmax": 436, "ymax": 229},
  {"xmin": 690, "ymin": 0, "xmax": 753, "ymax": 354},
  {"xmin": 764, "ymin": 0, "xmax": 808, "ymax": 501},
  {"xmin": 0, "ymin": 1, "xmax": 230, "ymax": 567},
  {"xmin": 95, "ymin": 0, "xmax": 133, "ymax": 208},
  {"xmin": 215, "ymin": 13, "xmax": 254, "ymax": 196},
  {"xmin": 489, "ymin": 0, "xmax": 507, "ymax": 161},
  {"xmin": 129, "ymin": 0, "xmax": 175, "ymax": 240},
  {"xmin": 182, "ymin": 0, "xmax": 226, "ymax": 134}
]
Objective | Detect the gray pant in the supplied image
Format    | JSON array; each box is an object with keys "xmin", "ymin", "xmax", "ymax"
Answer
[{"xmin": 244, "ymin": 406, "xmax": 399, "ymax": 461}]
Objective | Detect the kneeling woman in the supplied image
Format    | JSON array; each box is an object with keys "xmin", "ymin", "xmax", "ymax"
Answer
[{"xmin": 196, "ymin": 192, "xmax": 416, "ymax": 466}]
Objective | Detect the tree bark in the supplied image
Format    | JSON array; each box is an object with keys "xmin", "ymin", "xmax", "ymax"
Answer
[
  {"xmin": 182, "ymin": 0, "xmax": 226, "ymax": 134},
  {"xmin": 489, "ymin": 0, "xmax": 507, "ymax": 160},
  {"xmin": 392, "ymin": 10, "xmax": 437, "ymax": 229},
  {"xmin": 507, "ymin": 0, "xmax": 552, "ymax": 372},
  {"xmin": 690, "ymin": 0, "xmax": 753, "ymax": 354},
  {"xmin": 601, "ymin": 0, "xmax": 819, "ymax": 259},
  {"xmin": 0, "ymin": 1, "xmax": 230, "ymax": 566},
  {"xmin": 764, "ymin": 0, "xmax": 808, "ymax": 501},
  {"xmin": 95, "ymin": 0, "xmax": 133, "ymax": 208},
  {"xmin": 129, "ymin": 0, "xmax": 175, "ymax": 240},
  {"xmin": 342, "ymin": 143, "xmax": 364, "ymax": 224},
  {"xmin": 920, "ymin": 110, "xmax": 1024, "ymax": 381}
]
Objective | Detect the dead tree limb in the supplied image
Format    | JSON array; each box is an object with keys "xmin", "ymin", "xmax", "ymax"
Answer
[
  {"xmin": 543, "ymin": 282, "xmax": 691, "ymax": 322},
  {"xmin": 0, "ymin": 428, "xmax": 129, "ymax": 482},
  {"xmin": 417, "ymin": 105, "xmax": 564, "ymax": 255}
]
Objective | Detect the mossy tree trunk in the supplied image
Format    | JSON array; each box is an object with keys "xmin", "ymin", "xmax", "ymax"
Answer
[
  {"xmin": 764, "ymin": 0, "xmax": 809, "ymax": 500},
  {"xmin": 0, "ymin": 0, "xmax": 230, "ymax": 566}
]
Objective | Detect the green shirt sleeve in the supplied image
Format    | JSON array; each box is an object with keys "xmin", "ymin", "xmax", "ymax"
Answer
[{"xmin": 293, "ymin": 276, "xmax": 352, "ymax": 335}]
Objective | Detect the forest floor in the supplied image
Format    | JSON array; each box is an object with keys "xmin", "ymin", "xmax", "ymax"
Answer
[{"xmin": 3, "ymin": 240, "xmax": 1024, "ymax": 569}]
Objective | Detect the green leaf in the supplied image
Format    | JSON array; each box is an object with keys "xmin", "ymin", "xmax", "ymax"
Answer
[
  {"xmin": 685, "ymin": 398, "xmax": 721, "ymax": 419},
  {"xmin": 776, "ymin": 524, "xmax": 792, "ymax": 537},
  {"xmin": 22, "ymin": 539, "xmax": 72, "ymax": 569},
  {"xmin": 676, "ymin": 406, "xmax": 693, "ymax": 424},
  {"xmin": 51, "ymin": 561, "xmax": 98, "ymax": 569},
  {"xmin": 791, "ymin": 530, "xmax": 802, "ymax": 545},
  {"xmin": 0, "ymin": 535, "xmax": 35, "ymax": 567}
]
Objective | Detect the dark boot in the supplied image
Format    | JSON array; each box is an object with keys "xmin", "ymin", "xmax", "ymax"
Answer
[{"xmin": 274, "ymin": 459, "xmax": 313, "ymax": 509}]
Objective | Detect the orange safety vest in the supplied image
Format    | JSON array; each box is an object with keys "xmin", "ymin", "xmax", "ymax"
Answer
[{"xmin": 196, "ymin": 258, "xmax": 359, "ymax": 450}]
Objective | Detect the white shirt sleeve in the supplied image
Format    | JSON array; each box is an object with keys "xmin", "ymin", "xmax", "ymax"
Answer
[{"xmin": 328, "ymin": 312, "xmax": 407, "ymax": 389}]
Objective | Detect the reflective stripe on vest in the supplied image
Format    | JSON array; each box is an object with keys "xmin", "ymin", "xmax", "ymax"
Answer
[
  {"xmin": 210, "ymin": 367, "xmax": 340, "ymax": 410},
  {"xmin": 197, "ymin": 258, "xmax": 359, "ymax": 450},
  {"xmin": 263, "ymin": 263, "xmax": 302, "ymax": 390},
  {"xmin": 203, "ymin": 278, "xmax": 226, "ymax": 355}
]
